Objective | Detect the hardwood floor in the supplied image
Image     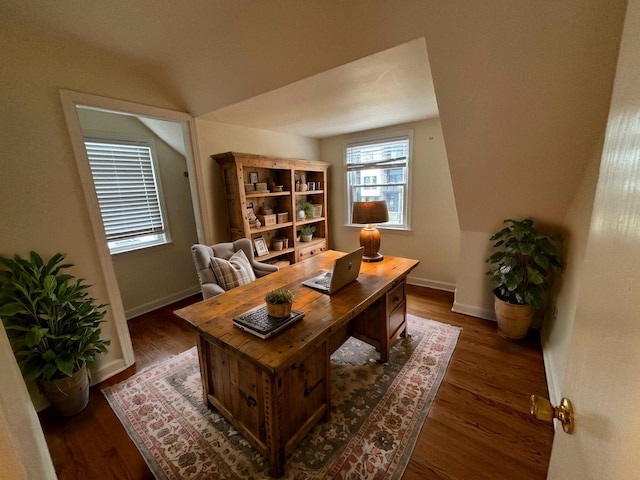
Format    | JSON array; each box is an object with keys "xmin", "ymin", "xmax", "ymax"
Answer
[{"xmin": 39, "ymin": 286, "xmax": 553, "ymax": 479}]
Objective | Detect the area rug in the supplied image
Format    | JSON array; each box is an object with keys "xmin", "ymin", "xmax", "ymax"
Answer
[{"xmin": 102, "ymin": 315, "xmax": 460, "ymax": 479}]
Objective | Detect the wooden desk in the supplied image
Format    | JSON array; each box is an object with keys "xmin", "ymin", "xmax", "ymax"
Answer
[{"xmin": 174, "ymin": 250, "xmax": 419, "ymax": 477}]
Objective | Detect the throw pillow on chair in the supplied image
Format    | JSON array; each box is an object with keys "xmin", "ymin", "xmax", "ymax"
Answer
[{"xmin": 210, "ymin": 249, "xmax": 257, "ymax": 291}]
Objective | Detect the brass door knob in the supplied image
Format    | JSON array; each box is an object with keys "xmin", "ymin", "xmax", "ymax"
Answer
[{"xmin": 530, "ymin": 395, "xmax": 575, "ymax": 434}]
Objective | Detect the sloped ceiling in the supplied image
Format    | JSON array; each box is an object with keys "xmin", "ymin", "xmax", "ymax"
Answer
[
  {"xmin": 2, "ymin": 0, "xmax": 627, "ymax": 232},
  {"xmin": 201, "ymin": 38, "xmax": 438, "ymax": 138}
]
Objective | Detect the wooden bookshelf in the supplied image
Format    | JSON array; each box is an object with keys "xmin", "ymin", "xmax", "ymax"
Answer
[{"xmin": 213, "ymin": 152, "xmax": 330, "ymax": 264}]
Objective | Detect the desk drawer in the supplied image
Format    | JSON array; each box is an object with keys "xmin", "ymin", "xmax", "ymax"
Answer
[
  {"xmin": 389, "ymin": 300, "xmax": 406, "ymax": 339},
  {"xmin": 297, "ymin": 240, "xmax": 327, "ymax": 261},
  {"xmin": 387, "ymin": 282, "xmax": 405, "ymax": 315}
]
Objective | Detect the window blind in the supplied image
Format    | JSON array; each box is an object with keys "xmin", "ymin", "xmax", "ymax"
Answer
[
  {"xmin": 84, "ymin": 140, "xmax": 165, "ymax": 242},
  {"xmin": 346, "ymin": 137, "xmax": 409, "ymax": 172}
]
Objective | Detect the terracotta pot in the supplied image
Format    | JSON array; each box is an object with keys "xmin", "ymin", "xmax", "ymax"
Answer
[
  {"xmin": 266, "ymin": 301, "xmax": 292, "ymax": 319},
  {"xmin": 494, "ymin": 294, "xmax": 535, "ymax": 340},
  {"xmin": 39, "ymin": 364, "xmax": 90, "ymax": 416}
]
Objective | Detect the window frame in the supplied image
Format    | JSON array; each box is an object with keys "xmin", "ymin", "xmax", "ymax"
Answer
[
  {"xmin": 83, "ymin": 133, "xmax": 171, "ymax": 254},
  {"xmin": 344, "ymin": 130, "xmax": 413, "ymax": 230}
]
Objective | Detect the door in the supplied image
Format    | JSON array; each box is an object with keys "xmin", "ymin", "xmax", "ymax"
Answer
[{"xmin": 547, "ymin": 2, "xmax": 640, "ymax": 477}]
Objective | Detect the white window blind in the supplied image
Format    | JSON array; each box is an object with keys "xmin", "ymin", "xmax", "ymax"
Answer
[
  {"xmin": 346, "ymin": 135, "xmax": 411, "ymax": 228},
  {"xmin": 84, "ymin": 139, "xmax": 166, "ymax": 246}
]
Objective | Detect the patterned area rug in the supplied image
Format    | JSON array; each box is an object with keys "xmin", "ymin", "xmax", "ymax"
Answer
[{"xmin": 102, "ymin": 315, "xmax": 460, "ymax": 479}]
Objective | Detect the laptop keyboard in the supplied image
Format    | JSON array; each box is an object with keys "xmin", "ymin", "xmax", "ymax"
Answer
[{"xmin": 316, "ymin": 275, "xmax": 331, "ymax": 288}]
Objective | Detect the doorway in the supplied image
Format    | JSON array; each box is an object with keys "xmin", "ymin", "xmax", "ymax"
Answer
[{"xmin": 60, "ymin": 90, "xmax": 207, "ymax": 372}]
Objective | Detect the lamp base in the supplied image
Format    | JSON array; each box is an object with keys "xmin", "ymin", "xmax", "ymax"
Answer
[
  {"xmin": 359, "ymin": 226, "xmax": 384, "ymax": 262},
  {"xmin": 362, "ymin": 253, "xmax": 384, "ymax": 262}
]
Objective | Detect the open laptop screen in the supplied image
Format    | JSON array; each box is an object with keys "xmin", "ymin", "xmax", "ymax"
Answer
[{"xmin": 301, "ymin": 247, "xmax": 364, "ymax": 294}]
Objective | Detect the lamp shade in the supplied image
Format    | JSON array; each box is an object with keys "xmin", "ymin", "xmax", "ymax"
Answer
[{"xmin": 352, "ymin": 200, "xmax": 389, "ymax": 225}]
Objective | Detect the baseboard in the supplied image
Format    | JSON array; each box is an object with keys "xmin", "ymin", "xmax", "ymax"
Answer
[
  {"xmin": 90, "ymin": 357, "xmax": 131, "ymax": 385},
  {"xmin": 451, "ymin": 301, "xmax": 496, "ymax": 321},
  {"xmin": 407, "ymin": 275, "xmax": 456, "ymax": 292},
  {"xmin": 124, "ymin": 285, "xmax": 201, "ymax": 320}
]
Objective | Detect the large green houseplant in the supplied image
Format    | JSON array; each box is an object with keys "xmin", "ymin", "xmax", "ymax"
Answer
[
  {"xmin": 486, "ymin": 219, "xmax": 562, "ymax": 339},
  {"xmin": 0, "ymin": 251, "xmax": 110, "ymax": 415}
]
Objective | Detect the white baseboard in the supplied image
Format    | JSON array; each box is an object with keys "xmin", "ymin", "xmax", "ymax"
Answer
[
  {"xmin": 451, "ymin": 301, "xmax": 496, "ymax": 321},
  {"xmin": 124, "ymin": 285, "xmax": 201, "ymax": 320},
  {"xmin": 407, "ymin": 275, "xmax": 456, "ymax": 292},
  {"xmin": 90, "ymin": 357, "xmax": 131, "ymax": 385}
]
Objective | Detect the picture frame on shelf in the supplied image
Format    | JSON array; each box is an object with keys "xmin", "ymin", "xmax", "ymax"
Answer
[
  {"xmin": 249, "ymin": 172, "xmax": 259, "ymax": 184},
  {"xmin": 254, "ymin": 236, "xmax": 269, "ymax": 257}
]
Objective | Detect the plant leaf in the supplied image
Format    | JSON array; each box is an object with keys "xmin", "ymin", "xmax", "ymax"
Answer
[
  {"xmin": 527, "ymin": 266, "xmax": 545, "ymax": 285},
  {"xmin": 55, "ymin": 352, "xmax": 76, "ymax": 377},
  {"xmin": 518, "ymin": 241, "xmax": 534, "ymax": 255},
  {"xmin": 43, "ymin": 275, "xmax": 57, "ymax": 295},
  {"xmin": 0, "ymin": 302, "xmax": 29, "ymax": 317},
  {"xmin": 25, "ymin": 326, "xmax": 49, "ymax": 347}
]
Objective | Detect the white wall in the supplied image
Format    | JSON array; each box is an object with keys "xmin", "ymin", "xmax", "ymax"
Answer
[
  {"xmin": 542, "ymin": 149, "xmax": 601, "ymax": 403},
  {"xmin": 319, "ymin": 119, "xmax": 460, "ymax": 290},
  {"xmin": 77, "ymin": 109, "xmax": 200, "ymax": 318},
  {"xmin": 195, "ymin": 119, "xmax": 320, "ymax": 244},
  {"xmin": 0, "ymin": 21, "xmax": 186, "ymax": 477},
  {"xmin": 451, "ymin": 231, "xmax": 496, "ymax": 319},
  {"xmin": 0, "ymin": 13, "xmax": 188, "ymax": 382}
]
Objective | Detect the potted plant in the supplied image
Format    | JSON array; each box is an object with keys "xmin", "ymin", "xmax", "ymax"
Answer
[
  {"xmin": 297, "ymin": 201, "xmax": 314, "ymax": 220},
  {"xmin": 486, "ymin": 219, "xmax": 562, "ymax": 339},
  {"xmin": 299, "ymin": 225, "xmax": 315, "ymax": 242},
  {"xmin": 0, "ymin": 252, "xmax": 110, "ymax": 415},
  {"xmin": 265, "ymin": 288, "xmax": 294, "ymax": 318}
]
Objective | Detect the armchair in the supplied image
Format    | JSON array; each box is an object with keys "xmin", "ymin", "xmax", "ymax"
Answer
[{"xmin": 191, "ymin": 238, "xmax": 278, "ymax": 299}]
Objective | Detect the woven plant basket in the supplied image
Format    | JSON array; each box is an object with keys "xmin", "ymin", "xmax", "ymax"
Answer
[{"xmin": 494, "ymin": 294, "xmax": 535, "ymax": 340}]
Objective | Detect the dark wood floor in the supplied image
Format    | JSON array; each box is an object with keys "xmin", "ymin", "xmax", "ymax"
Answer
[{"xmin": 39, "ymin": 286, "xmax": 553, "ymax": 479}]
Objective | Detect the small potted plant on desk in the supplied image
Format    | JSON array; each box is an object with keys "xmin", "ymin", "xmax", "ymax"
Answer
[
  {"xmin": 265, "ymin": 288, "xmax": 294, "ymax": 318},
  {"xmin": 486, "ymin": 218, "xmax": 562, "ymax": 339},
  {"xmin": 0, "ymin": 251, "xmax": 110, "ymax": 415}
]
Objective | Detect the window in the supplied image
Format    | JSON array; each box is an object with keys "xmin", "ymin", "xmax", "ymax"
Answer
[
  {"xmin": 83, "ymin": 138, "xmax": 169, "ymax": 254},
  {"xmin": 346, "ymin": 133, "xmax": 411, "ymax": 229}
]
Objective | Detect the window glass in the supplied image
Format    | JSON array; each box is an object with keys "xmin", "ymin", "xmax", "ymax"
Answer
[{"xmin": 346, "ymin": 135, "xmax": 411, "ymax": 228}]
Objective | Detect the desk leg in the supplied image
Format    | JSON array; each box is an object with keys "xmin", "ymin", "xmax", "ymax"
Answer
[
  {"xmin": 196, "ymin": 336, "xmax": 213, "ymax": 409},
  {"xmin": 262, "ymin": 371, "xmax": 285, "ymax": 478},
  {"xmin": 323, "ymin": 341, "xmax": 330, "ymax": 422}
]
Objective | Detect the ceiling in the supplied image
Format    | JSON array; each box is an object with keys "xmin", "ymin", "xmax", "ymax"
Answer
[
  {"xmin": 202, "ymin": 39, "xmax": 438, "ymax": 138},
  {"xmin": 3, "ymin": 1, "xmax": 437, "ymax": 139},
  {"xmin": 3, "ymin": 0, "xmax": 626, "ymax": 231}
]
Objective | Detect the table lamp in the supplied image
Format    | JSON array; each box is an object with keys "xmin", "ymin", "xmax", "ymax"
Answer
[{"xmin": 352, "ymin": 200, "xmax": 389, "ymax": 262}]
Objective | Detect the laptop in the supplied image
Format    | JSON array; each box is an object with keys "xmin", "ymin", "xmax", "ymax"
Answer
[
  {"xmin": 233, "ymin": 304, "xmax": 305, "ymax": 339},
  {"xmin": 302, "ymin": 247, "xmax": 364, "ymax": 294}
]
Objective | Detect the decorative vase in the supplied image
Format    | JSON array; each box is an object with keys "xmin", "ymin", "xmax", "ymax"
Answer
[
  {"xmin": 39, "ymin": 364, "xmax": 90, "ymax": 416},
  {"xmin": 493, "ymin": 293, "xmax": 535, "ymax": 340},
  {"xmin": 266, "ymin": 301, "xmax": 292, "ymax": 319}
]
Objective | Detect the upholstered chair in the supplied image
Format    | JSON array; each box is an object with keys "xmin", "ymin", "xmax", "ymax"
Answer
[{"xmin": 191, "ymin": 238, "xmax": 278, "ymax": 299}]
